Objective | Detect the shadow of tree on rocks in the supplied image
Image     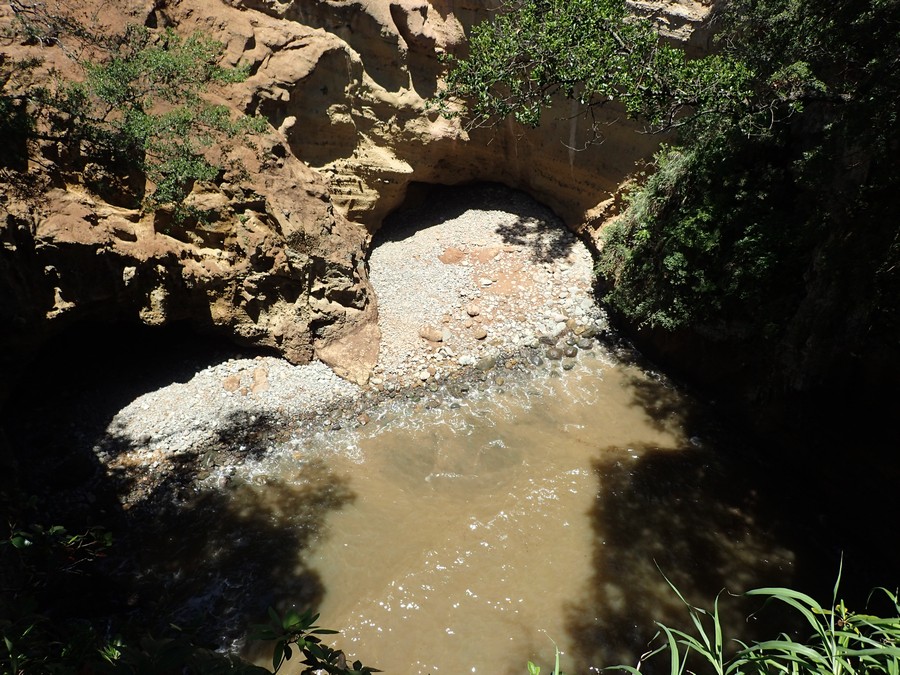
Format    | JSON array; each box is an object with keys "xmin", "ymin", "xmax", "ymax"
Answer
[{"xmin": 375, "ymin": 182, "xmax": 576, "ymax": 264}]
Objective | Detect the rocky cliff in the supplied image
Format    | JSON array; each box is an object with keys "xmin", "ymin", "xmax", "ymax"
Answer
[{"xmin": 0, "ymin": 0, "xmax": 713, "ymax": 397}]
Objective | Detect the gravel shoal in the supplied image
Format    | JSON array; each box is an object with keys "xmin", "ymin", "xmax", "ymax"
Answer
[
  {"xmin": 370, "ymin": 184, "xmax": 604, "ymax": 389},
  {"xmin": 85, "ymin": 185, "xmax": 611, "ymax": 501}
]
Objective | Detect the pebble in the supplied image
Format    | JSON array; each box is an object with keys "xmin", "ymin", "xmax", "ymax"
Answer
[
  {"xmin": 419, "ymin": 325, "xmax": 443, "ymax": 342},
  {"xmin": 475, "ymin": 356, "xmax": 497, "ymax": 371}
]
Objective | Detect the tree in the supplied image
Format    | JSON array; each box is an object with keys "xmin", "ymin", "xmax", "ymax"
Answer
[
  {"xmin": 437, "ymin": 0, "xmax": 900, "ymax": 397},
  {"xmin": 433, "ymin": 0, "xmax": 755, "ymax": 135}
]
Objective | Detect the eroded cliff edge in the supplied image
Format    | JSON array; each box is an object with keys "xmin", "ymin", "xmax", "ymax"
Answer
[{"xmin": 0, "ymin": 0, "xmax": 713, "ymax": 397}]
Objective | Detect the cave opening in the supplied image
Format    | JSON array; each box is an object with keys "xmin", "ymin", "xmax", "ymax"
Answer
[
  {"xmin": 360, "ymin": 179, "xmax": 606, "ymax": 392},
  {"xmin": 369, "ymin": 180, "xmax": 582, "ymax": 251}
]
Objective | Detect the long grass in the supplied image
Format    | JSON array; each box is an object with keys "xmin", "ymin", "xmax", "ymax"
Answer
[{"xmin": 608, "ymin": 565, "xmax": 900, "ymax": 675}]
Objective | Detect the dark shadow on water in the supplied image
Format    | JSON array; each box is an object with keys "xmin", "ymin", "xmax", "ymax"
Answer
[
  {"xmin": 1, "ymin": 319, "xmax": 355, "ymax": 651},
  {"xmin": 119, "ymin": 446, "xmax": 354, "ymax": 646},
  {"xmin": 565, "ymin": 444, "xmax": 801, "ymax": 674},
  {"xmin": 565, "ymin": 342, "xmax": 900, "ymax": 674},
  {"xmin": 374, "ymin": 182, "xmax": 577, "ymax": 264},
  {"xmin": 623, "ymin": 368, "xmax": 695, "ymax": 437}
]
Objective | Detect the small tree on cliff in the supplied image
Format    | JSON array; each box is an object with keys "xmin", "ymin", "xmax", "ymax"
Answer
[{"xmin": 1, "ymin": 4, "xmax": 267, "ymax": 213}]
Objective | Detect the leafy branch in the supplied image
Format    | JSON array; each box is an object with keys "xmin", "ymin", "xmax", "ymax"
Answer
[
  {"xmin": 432, "ymin": 0, "xmax": 757, "ymax": 136},
  {"xmin": 250, "ymin": 607, "xmax": 379, "ymax": 675}
]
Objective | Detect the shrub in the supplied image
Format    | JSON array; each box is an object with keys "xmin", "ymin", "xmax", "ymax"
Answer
[{"xmin": 2, "ymin": 9, "xmax": 267, "ymax": 212}]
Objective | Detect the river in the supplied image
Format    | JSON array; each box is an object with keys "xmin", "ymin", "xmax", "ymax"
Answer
[
  {"xmin": 227, "ymin": 347, "xmax": 805, "ymax": 674},
  {"xmin": 3, "ymin": 188, "xmax": 888, "ymax": 675}
]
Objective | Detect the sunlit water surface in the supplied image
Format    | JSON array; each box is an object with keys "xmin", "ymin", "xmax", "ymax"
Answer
[{"xmin": 234, "ymin": 352, "xmax": 797, "ymax": 674}]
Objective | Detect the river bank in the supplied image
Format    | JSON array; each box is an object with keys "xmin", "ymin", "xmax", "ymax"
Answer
[
  {"xmin": 6, "ymin": 184, "xmax": 622, "ymax": 522},
  {"xmin": 5, "ymin": 186, "xmax": 893, "ymax": 671},
  {"xmin": 126, "ymin": 186, "xmax": 619, "ymax": 506}
]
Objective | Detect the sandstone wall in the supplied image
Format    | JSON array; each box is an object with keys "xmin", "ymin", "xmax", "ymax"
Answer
[
  {"xmin": 209, "ymin": 0, "xmax": 675, "ymax": 233},
  {"xmin": 0, "ymin": 0, "xmax": 713, "ymax": 396}
]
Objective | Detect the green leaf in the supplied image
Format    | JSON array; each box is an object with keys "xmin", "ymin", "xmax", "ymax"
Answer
[
  {"xmin": 282, "ymin": 609, "xmax": 302, "ymax": 630},
  {"xmin": 272, "ymin": 640, "xmax": 285, "ymax": 672},
  {"xmin": 10, "ymin": 535, "xmax": 30, "ymax": 549}
]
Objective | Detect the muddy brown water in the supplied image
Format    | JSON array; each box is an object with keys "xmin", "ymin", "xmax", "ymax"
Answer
[
  {"xmin": 3, "ymin": 307, "xmax": 893, "ymax": 673},
  {"xmin": 234, "ymin": 353, "xmax": 805, "ymax": 675}
]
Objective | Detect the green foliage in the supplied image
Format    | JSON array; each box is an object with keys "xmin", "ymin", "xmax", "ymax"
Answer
[
  {"xmin": 251, "ymin": 608, "xmax": 379, "ymax": 675},
  {"xmin": 608, "ymin": 569, "xmax": 900, "ymax": 675},
  {"xmin": 597, "ymin": 131, "xmax": 813, "ymax": 333},
  {"xmin": 65, "ymin": 26, "xmax": 264, "ymax": 209},
  {"xmin": 595, "ymin": 0, "xmax": 900, "ymax": 357},
  {"xmin": 433, "ymin": 0, "xmax": 755, "ymax": 133},
  {"xmin": 0, "ymin": 521, "xmax": 117, "ymax": 673},
  {"xmin": 4, "ymin": 13, "xmax": 266, "ymax": 211}
]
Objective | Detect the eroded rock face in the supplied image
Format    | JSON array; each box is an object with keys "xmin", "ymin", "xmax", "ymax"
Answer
[
  {"xmin": 0, "ymin": 0, "xmax": 712, "ymax": 398},
  {"xmin": 211, "ymin": 0, "xmax": 711, "ymax": 233},
  {"xmin": 0, "ymin": 138, "xmax": 376, "ymax": 387}
]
